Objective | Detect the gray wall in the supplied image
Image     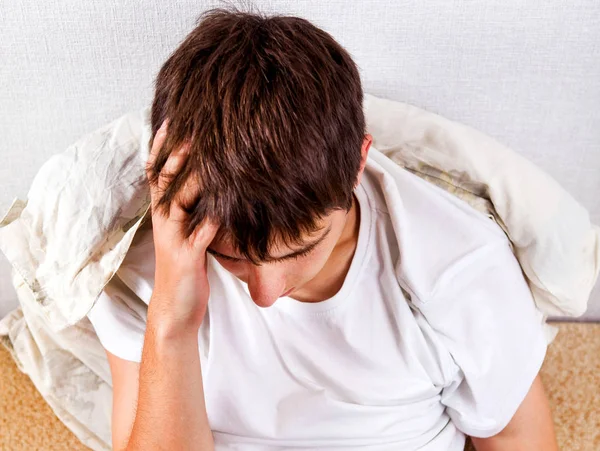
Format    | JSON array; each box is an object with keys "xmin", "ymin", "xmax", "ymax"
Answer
[{"xmin": 1, "ymin": 0, "xmax": 599, "ymax": 319}]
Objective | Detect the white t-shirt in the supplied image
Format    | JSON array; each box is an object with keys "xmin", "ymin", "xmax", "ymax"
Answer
[{"xmin": 88, "ymin": 154, "xmax": 548, "ymax": 450}]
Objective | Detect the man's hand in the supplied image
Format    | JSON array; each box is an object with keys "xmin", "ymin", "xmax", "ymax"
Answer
[
  {"xmin": 124, "ymin": 119, "xmax": 219, "ymax": 451},
  {"xmin": 146, "ymin": 119, "xmax": 220, "ymax": 332}
]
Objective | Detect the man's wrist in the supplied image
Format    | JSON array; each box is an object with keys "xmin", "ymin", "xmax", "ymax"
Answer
[{"xmin": 147, "ymin": 302, "xmax": 202, "ymax": 342}]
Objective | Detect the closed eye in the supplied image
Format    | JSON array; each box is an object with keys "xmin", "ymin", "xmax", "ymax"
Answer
[
  {"xmin": 209, "ymin": 245, "xmax": 313, "ymax": 263},
  {"xmin": 287, "ymin": 246, "xmax": 313, "ymax": 260},
  {"xmin": 206, "ymin": 224, "xmax": 331, "ymax": 264}
]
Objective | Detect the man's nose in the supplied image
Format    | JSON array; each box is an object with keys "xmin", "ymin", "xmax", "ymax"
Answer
[{"xmin": 246, "ymin": 264, "xmax": 286, "ymax": 307}]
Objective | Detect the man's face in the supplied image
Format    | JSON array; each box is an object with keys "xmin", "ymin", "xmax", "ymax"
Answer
[
  {"xmin": 206, "ymin": 134, "xmax": 372, "ymax": 308},
  {"xmin": 206, "ymin": 205, "xmax": 353, "ymax": 308}
]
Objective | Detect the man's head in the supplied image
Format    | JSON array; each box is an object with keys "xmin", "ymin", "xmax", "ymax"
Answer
[{"xmin": 147, "ymin": 7, "xmax": 371, "ymax": 306}]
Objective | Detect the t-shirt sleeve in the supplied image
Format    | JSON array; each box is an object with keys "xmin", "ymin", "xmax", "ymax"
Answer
[
  {"xmin": 87, "ymin": 273, "xmax": 148, "ymax": 363},
  {"xmin": 413, "ymin": 239, "xmax": 549, "ymax": 438}
]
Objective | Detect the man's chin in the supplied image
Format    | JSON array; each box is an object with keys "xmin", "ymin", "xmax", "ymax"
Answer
[{"xmin": 252, "ymin": 298, "xmax": 278, "ymax": 308}]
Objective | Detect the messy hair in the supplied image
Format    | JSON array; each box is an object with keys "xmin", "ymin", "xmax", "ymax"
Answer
[{"xmin": 146, "ymin": 6, "xmax": 365, "ymax": 264}]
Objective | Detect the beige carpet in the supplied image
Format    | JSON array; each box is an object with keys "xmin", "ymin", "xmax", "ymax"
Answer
[{"xmin": 1, "ymin": 322, "xmax": 599, "ymax": 450}]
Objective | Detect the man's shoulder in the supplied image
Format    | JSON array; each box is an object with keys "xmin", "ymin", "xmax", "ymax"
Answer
[{"xmin": 388, "ymin": 166, "xmax": 511, "ymax": 301}]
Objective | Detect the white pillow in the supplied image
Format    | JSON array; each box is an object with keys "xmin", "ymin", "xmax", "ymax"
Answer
[{"xmin": 364, "ymin": 93, "xmax": 600, "ymax": 319}]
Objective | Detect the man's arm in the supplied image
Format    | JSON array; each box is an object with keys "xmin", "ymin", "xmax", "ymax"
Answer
[
  {"xmin": 115, "ymin": 117, "xmax": 220, "ymax": 450},
  {"xmin": 471, "ymin": 373, "xmax": 558, "ymax": 451},
  {"xmin": 105, "ymin": 350, "xmax": 139, "ymax": 451},
  {"xmin": 123, "ymin": 307, "xmax": 214, "ymax": 451}
]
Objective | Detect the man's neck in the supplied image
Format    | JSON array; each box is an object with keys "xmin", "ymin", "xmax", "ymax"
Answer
[
  {"xmin": 289, "ymin": 192, "xmax": 360, "ymax": 303},
  {"xmin": 341, "ymin": 192, "xmax": 360, "ymax": 245}
]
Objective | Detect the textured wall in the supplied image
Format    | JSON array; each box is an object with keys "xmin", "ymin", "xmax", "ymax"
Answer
[{"xmin": 0, "ymin": 0, "xmax": 599, "ymax": 318}]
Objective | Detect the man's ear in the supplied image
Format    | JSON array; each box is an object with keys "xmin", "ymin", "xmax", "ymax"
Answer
[
  {"xmin": 363, "ymin": 134, "xmax": 372, "ymax": 158},
  {"xmin": 354, "ymin": 134, "xmax": 373, "ymax": 189}
]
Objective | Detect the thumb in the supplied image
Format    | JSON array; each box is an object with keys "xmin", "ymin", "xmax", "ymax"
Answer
[{"xmin": 192, "ymin": 217, "xmax": 221, "ymax": 251}]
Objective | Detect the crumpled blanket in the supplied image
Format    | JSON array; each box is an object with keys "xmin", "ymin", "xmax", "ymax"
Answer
[{"xmin": 0, "ymin": 92, "xmax": 598, "ymax": 450}]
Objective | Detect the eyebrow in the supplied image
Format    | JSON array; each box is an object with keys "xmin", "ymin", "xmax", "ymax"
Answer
[{"xmin": 206, "ymin": 224, "xmax": 332, "ymax": 263}]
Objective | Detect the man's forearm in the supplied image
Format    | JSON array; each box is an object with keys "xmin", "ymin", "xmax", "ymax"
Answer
[{"xmin": 126, "ymin": 303, "xmax": 214, "ymax": 451}]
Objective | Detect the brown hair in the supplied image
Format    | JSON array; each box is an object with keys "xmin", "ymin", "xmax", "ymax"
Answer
[{"xmin": 147, "ymin": 6, "xmax": 365, "ymax": 264}]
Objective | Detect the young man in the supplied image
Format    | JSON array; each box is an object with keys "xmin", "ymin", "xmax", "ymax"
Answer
[{"xmin": 87, "ymin": 7, "xmax": 558, "ymax": 451}]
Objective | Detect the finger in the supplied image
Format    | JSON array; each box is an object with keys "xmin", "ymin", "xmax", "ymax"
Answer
[
  {"xmin": 146, "ymin": 119, "xmax": 169, "ymax": 180},
  {"xmin": 168, "ymin": 164, "xmax": 198, "ymax": 223},
  {"xmin": 172, "ymin": 170, "xmax": 200, "ymax": 213},
  {"xmin": 193, "ymin": 216, "xmax": 221, "ymax": 250},
  {"xmin": 147, "ymin": 120, "xmax": 169, "ymax": 216},
  {"xmin": 158, "ymin": 142, "xmax": 190, "ymax": 197}
]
